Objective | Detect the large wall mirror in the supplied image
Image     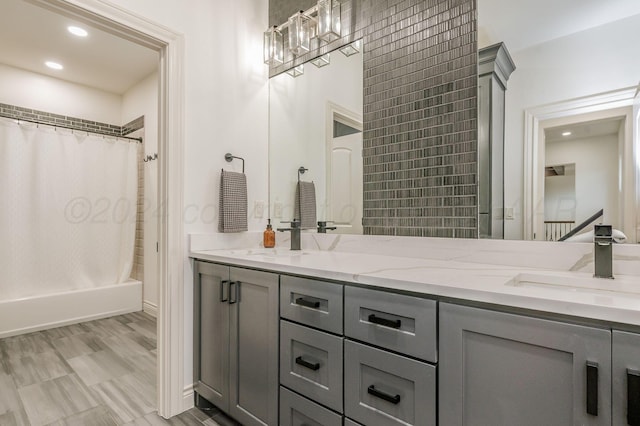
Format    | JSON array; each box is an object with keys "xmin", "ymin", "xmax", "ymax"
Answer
[
  {"xmin": 480, "ymin": 0, "xmax": 640, "ymax": 243},
  {"xmin": 268, "ymin": 0, "xmax": 640, "ymax": 242},
  {"xmin": 269, "ymin": 46, "xmax": 363, "ymax": 233}
]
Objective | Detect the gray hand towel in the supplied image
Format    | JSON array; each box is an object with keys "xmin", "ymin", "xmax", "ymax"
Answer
[
  {"xmin": 294, "ymin": 181, "xmax": 317, "ymax": 229},
  {"xmin": 218, "ymin": 170, "xmax": 248, "ymax": 233}
]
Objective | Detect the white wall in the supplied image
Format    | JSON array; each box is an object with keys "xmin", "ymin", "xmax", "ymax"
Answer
[
  {"xmin": 99, "ymin": 0, "xmax": 269, "ymax": 392},
  {"xmin": 0, "ymin": 63, "xmax": 122, "ymax": 124},
  {"xmin": 545, "ymin": 135, "xmax": 619, "ymax": 227},
  {"xmin": 544, "ymin": 173, "xmax": 576, "ymax": 221},
  {"xmin": 122, "ymin": 72, "xmax": 159, "ymax": 312},
  {"xmin": 503, "ymin": 14, "xmax": 640, "ymax": 239},
  {"xmin": 269, "ymin": 51, "xmax": 363, "ymax": 228}
]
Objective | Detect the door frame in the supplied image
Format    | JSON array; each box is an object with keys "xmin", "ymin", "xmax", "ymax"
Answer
[
  {"xmin": 523, "ymin": 86, "xmax": 637, "ymax": 241},
  {"xmin": 30, "ymin": 0, "xmax": 186, "ymax": 418},
  {"xmin": 325, "ymin": 101, "xmax": 363, "ymax": 228}
]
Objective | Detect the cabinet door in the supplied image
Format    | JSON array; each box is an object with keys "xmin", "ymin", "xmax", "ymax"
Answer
[
  {"xmin": 228, "ymin": 267, "xmax": 279, "ymax": 426},
  {"xmin": 613, "ymin": 331, "xmax": 640, "ymax": 426},
  {"xmin": 439, "ymin": 303, "xmax": 611, "ymax": 426},
  {"xmin": 193, "ymin": 261, "xmax": 230, "ymax": 412}
]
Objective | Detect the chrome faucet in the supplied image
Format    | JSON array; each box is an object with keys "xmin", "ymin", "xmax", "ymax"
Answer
[
  {"xmin": 277, "ymin": 219, "xmax": 301, "ymax": 250},
  {"xmin": 317, "ymin": 221, "xmax": 337, "ymax": 233},
  {"xmin": 593, "ymin": 224, "xmax": 614, "ymax": 279}
]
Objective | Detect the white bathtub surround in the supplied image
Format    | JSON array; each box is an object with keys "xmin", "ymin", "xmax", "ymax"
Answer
[
  {"xmin": 190, "ymin": 233, "xmax": 640, "ymax": 326},
  {"xmin": 0, "ymin": 279, "xmax": 141, "ymax": 338}
]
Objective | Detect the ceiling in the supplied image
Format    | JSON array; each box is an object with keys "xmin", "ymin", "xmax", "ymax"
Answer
[
  {"xmin": 0, "ymin": 0, "xmax": 158, "ymax": 95},
  {"xmin": 479, "ymin": 0, "xmax": 640, "ymax": 52},
  {"xmin": 545, "ymin": 118, "xmax": 624, "ymax": 143}
]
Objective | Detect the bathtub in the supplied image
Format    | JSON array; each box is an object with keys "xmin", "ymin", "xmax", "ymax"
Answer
[{"xmin": 0, "ymin": 279, "xmax": 142, "ymax": 338}]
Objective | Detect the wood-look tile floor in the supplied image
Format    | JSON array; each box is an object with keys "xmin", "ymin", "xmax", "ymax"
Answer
[{"xmin": 0, "ymin": 312, "xmax": 238, "ymax": 426}]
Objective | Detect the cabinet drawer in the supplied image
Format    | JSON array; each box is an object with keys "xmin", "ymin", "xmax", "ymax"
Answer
[
  {"xmin": 280, "ymin": 275, "xmax": 343, "ymax": 334},
  {"xmin": 344, "ymin": 286, "xmax": 437, "ymax": 362},
  {"xmin": 279, "ymin": 386, "xmax": 342, "ymax": 426},
  {"xmin": 344, "ymin": 419, "xmax": 363, "ymax": 426},
  {"xmin": 344, "ymin": 340, "xmax": 436, "ymax": 426},
  {"xmin": 280, "ymin": 320, "xmax": 343, "ymax": 412}
]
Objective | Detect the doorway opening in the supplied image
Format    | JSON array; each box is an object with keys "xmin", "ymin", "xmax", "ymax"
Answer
[
  {"xmin": 26, "ymin": 0, "xmax": 185, "ymax": 418},
  {"xmin": 524, "ymin": 87, "xmax": 638, "ymax": 243},
  {"xmin": 325, "ymin": 102, "xmax": 363, "ymax": 234}
]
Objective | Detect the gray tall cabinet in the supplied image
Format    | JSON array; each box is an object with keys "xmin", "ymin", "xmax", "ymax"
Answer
[
  {"xmin": 478, "ymin": 42, "xmax": 516, "ymax": 239},
  {"xmin": 193, "ymin": 262, "xmax": 279, "ymax": 426}
]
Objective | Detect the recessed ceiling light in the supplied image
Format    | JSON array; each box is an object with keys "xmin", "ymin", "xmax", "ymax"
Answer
[
  {"xmin": 562, "ymin": 131, "xmax": 572, "ymax": 136},
  {"xmin": 45, "ymin": 61, "xmax": 64, "ymax": 70},
  {"xmin": 67, "ymin": 26, "xmax": 88, "ymax": 37}
]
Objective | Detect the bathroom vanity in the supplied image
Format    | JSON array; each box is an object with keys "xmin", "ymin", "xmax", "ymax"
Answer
[{"xmin": 190, "ymin": 234, "xmax": 640, "ymax": 426}]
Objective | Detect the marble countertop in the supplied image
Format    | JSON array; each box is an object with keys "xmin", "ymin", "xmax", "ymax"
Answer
[{"xmin": 189, "ymin": 233, "xmax": 640, "ymax": 327}]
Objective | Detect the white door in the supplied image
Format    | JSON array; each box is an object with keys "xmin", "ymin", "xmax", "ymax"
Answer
[{"xmin": 328, "ymin": 131, "xmax": 363, "ymax": 234}]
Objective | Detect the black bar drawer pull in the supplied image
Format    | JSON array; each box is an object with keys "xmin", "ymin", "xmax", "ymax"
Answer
[
  {"xmin": 629, "ymin": 369, "xmax": 640, "ymax": 426},
  {"xmin": 368, "ymin": 385, "xmax": 400, "ymax": 404},
  {"xmin": 229, "ymin": 281, "xmax": 238, "ymax": 304},
  {"xmin": 220, "ymin": 280, "xmax": 229, "ymax": 302},
  {"xmin": 295, "ymin": 356, "xmax": 320, "ymax": 371},
  {"xmin": 586, "ymin": 361, "xmax": 598, "ymax": 416},
  {"xmin": 295, "ymin": 297, "xmax": 320, "ymax": 309},
  {"xmin": 368, "ymin": 314, "xmax": 401, "ymax": 329}
]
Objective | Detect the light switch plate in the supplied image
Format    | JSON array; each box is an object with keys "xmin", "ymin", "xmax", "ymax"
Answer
[
  {"xmin": 254, "ymin": 200, "xmax": 265, "ymax": 218},
  {"xmin": 273, "ymin": 202, "xmax": 283, "ymax": 218},
  {"xmin": 505, "ymin": 207, "xmax": 515, "ymax": 220}
]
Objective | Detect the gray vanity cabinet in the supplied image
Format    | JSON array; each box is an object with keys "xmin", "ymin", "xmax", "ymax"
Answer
[
  {"xmin": 613, "ymin": 331, "xmax": 640, "ymax": 426},
  {"xmin": 193, "ymin": 261, "xmax": 279, "ymax": 426},
  {"xmin": 439, "ymin": 303, "xmax": 612, "ymax": 426}
]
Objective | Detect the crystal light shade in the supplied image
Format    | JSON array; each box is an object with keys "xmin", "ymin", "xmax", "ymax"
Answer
[
  {"xmin": 317, "ymin": 0, "xmax": 341, "ymax": 42},
  {"xmin": 263, "ymin": 26, "xmax": 284, "ymax": 65},
  {"xmin": 286, "ymin": 64, "xmax": 304, "ymax": 78},
  {"xmin": 339, "ymin": 39, "xmax": 361, "ymax": 57},
  {"xmin": 310, "ymin": 53, "xmax": 330, "ymax": 68},
  {"xmin": 288, "ymin": 11, "xmax": 311, "ymax": 56}
]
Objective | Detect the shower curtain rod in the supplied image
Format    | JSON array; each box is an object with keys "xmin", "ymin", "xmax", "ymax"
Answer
[{"xmin": 0, "ymin": 114, "xmax": 143, "ymax": 143}]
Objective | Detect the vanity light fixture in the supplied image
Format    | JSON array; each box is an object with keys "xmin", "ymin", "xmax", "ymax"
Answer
[
  {"xmin": 288, "ymin": 11, "xmax": 312, "ymax": 56},
  {"xmin": 317, "ymin": 0, "xmax": 341, "ymax": 42},
  {"xmin": 339, "ymin": 39, "xmax": 361, "ymax": 56},
  {"xmin": 562, "ymin": 131, "xmax": 572, "ymax": 136},
  {"xmin": 310, "ymin": 53, "xmax": 330, "ymax": 68},
  {"xmin": 263, "ymin": 26, "xmax": 284, "ymax": 65},
  {"xmin": 45, "ymin": 61, "xmax": 63, "ymax": 70},
  {"xmin": 67, "ymin": 26, "xmax": 88, "ymax": 37},
  {"xmin": 286, "ymin": 64, "xmax": 304, "ymax": 78}
]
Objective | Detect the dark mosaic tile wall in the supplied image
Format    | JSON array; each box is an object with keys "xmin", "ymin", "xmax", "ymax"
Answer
[
  {"xmin": 0, "ymin": 103, "xmax": 144, "ymax": 138},
  {"xmin": 270, "ymin": 0, "xmax": 478, "ymax": 238}
]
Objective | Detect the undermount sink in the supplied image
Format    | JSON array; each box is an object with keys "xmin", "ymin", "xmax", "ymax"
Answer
[{"xmin": 505, "ymin": 272, "xmax": 640, "ymax": 295}]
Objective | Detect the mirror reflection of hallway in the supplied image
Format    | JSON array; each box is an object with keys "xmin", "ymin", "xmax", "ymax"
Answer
[{"xmin": 541, "ymin": 116, "xmax": 625, "ymax": 241}]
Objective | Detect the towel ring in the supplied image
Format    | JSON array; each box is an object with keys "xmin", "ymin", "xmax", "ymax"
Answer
[
  {"xmin": 298, "ymin": 166, "xmax": 308, "ymax": 182},
  {"xmin": 225, "ymin": 153, "xmax": 245, "ymax": 173}
]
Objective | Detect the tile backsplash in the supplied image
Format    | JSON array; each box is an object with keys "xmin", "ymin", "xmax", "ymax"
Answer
[{"xmin": 269, "ymin": 0, "xmax": 478, "ymax": 238}]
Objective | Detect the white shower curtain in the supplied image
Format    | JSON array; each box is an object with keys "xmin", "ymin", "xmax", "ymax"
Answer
[{"xmin": 0, "ymin": 118, "xmax": 139, "ymax": 300}]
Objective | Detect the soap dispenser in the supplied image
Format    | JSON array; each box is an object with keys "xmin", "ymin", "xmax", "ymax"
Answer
[{"xmin": 263, "ymin": 219, "xmax": 275, "ymax": 248}]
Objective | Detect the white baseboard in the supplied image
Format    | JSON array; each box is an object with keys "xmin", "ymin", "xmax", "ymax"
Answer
[
  {"xmin": 143, "ymin": 300, "xmax": 158, "ymax": 317},
  {"xmin": 183, "ymin": 384, "xmax": 194, "ymax": 412}
]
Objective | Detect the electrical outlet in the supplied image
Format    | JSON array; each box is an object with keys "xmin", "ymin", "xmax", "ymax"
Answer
[
  {"xmin": 254, "ymin": 201, "xmax": 265, "ymax": 218},
  {"xmin": 274, "ymin": 202, "xmax": 283, "ymax": 218}
]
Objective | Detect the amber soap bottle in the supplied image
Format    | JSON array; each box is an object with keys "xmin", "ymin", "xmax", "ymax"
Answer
[{"xmin": 263, "ymin": 219, "xmax": 275, "ymax": 248}]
